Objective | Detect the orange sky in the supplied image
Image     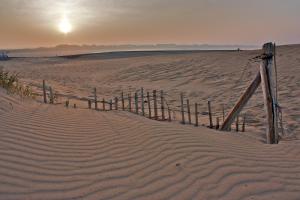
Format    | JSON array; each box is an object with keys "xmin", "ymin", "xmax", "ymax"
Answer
[{"xmin": 1, "ymin": 0, "xmax": 300, "ymax": 49}]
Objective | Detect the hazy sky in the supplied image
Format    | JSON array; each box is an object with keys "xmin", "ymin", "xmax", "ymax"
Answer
[{"xmin": 0, "ymin": 0, "xmax": 300, "ymax": 48}]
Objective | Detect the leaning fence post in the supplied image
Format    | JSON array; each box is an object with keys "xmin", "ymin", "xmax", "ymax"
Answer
[
  {"xmin": 236, "ymin": 115, "xmax": 239, "ymax": 132},
  {"xmin": 195, "ymin": 103, "xmax": 199, "ymax": 127},
  {"xmin": 49, "ymin": 87, "xmax": 54, "ymax": 104},
  {"xmin": 147, "ymin": 92, "xmax": 152, "ymax": 119},
  {"xmin": 141, "ymin": 87, "xmax": 145, "ymax": 116},
  {"xmin": 208, "ymin": 100, "xmax": 213, "ymax": 128},
  {"xmin": 180, "ymin": 93, "xmax": 185, "ymax": 124},
  {"xmin": 161, "ymin": 90, "xmax": 165, "ymax": 121},
  {"xmin": 187, "ymin": 99, "xmax": 191, "ymax": 124},
  {"xmin": 42, "ymin": 80, "xmax": 47, "ymax": 103},
  {"xmin": 153, "ymin": 90, "xmax": 158, "ymax": 120},
  {"xmin": 94, "ymin": 88, "xmax": 98, "ymax": 110},
  {"xmin": 121, "ymin": 92, "xmax": 125, "ymax": 110}
]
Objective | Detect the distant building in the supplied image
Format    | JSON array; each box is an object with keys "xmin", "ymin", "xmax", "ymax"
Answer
[{"xmin": 0, "ymin": 52, "xmax": 9, "ymax": 61}]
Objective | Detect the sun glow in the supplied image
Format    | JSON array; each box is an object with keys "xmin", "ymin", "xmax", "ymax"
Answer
[{"xmin": 59, "ymin": 16, "xmax": 72, "ymax": 34}]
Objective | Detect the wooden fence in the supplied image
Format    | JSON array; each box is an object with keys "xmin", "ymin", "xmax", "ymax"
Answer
[
  {"xmin": 32, "ymin": 42, "xmax": 282, "ymax": 144},
  {"xmin": 40, "ymin": 82, "xmax": 249, "ymax": 133}
]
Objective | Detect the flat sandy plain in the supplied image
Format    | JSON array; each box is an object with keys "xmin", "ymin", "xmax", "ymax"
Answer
[{"xmin": 0, "ymin": 45, "xmax": 300, "ymax": 199}]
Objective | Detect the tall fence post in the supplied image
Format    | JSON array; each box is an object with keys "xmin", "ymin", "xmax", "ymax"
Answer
[
  {"xmin": 94, "ymin": 88, "xmax": 98, "ymax": 110},
  {"xmin": 187, "ymin": 99, "xmax": 191, "ymax": 124},
  {"xmin": 153, "ymin": 90, "xmax": 158, "ymax": 120},
  {"xmin": 121, "ymin": 92, "xmax": 125, "ymax": 111},
  {"xmin": 260, "ymin": 43, "xmax": 278, "ymax": 144},
  {"xmin": 208, "ymin": 100, "xmax": 213, "ymax": 128},
  {"xmin": 141, "ymin": 87, "xmax": 145, "ymax": 116},
  {"xmin": 135, "ymin": 92, "xmax": 139, "ymax": 114},
  {"xmin": 161, "ymin": 90, "xmax": 165, "ymax": 121},
  {"xmin": 195, "ymin": 103, "xmax": 199, "ymax": 127},
  {"xmin": 180, "ymin": 93, "xmax": 185, "ymax": 124},
  {"xmin": 147, "ymin": 92, "xmax": 152, "ymax": 119},
  {"xmin": 42, "ymin": 80, "xmax": 47, "ymax": 103}
]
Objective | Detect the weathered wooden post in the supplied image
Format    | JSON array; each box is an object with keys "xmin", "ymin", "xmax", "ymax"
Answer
[
  {"xmin": 88, "ymin": 100, "xmax": 92, "ymax": 109},
  {"xmin": 42, "ymin": 80, "xmax": 47, "ymax": 103},
  {"xmin": 109, "ymin": 99, "xmax": 112, "ymax": 110},
  {"xmin": 66, "ymin": 100, "xmax": 69, "ymax": 108},
  {"xmin": 102, "ymin": 98, "xmax": 105, "ymax": 111},
  {"xmin": 168, "ymin": 106, "xmax": 172, "ymax": 122},
  {"xmin": 216, "ymin": 117, "xmax": 220, "ymax": 130},
  {"xmin": 160, "ymin": 90, "xmax": 165, "ymax": 121},
  {"xmin": 135, "ymin": 92, "xmax": 138, "ymax": 114},
  {"xmin": 242, "ymin": 114, "xmax": 246, "ymax": 132},
  {"xmin": 128, "ymin": 93, "xmax": 132, "ymax": 112},
  {"xmin": 236, "ymin": 115, "xmax": 239, "ymax": 132},
  {"xmin": 147, "ymin": 92, "xmax": 151, "ymax": 119},
  {"xmin": 153, "ymin": 90, "xmax": 158, "ymax": 120},
  {"xmin": 260, "ymin": 43, "xmax": 278, "ymax": 144},
  {"xmin": 141, "ymin": 87, "xmax": 145, "ymax": 116},
  {"xmin": 94, "ymin": 88, "xmax": 98, "ymax": 110},
  {"xmin": 220, "ymin": 43, "xmax": 278, "ymax": 144},
  {"xmin": 73, "ymin": 104, "xmax": 77, "ymax": 109},
  {"xmin": 180, "ymin": 93, "xmax": 185, "ymax": 124},
  {"xmin": 208, "ymin": 100, "xmax": 213, "ymax": 128},
  {"xmin": 121, "ymin": 92, "xmax": 125, "ymax": 110},
  {"xmin": 187, "ymin": 99, "xmax": 191, "ymax": 124},
  {"xmin": 115, "ymin": 97, "xmax": 118, "ymax": 110},
  {"xmin": 49, "ymin": 87, "xmax": 54, "ymax": 104},
  {"xmin": 195, "ymin": 103, "xmax": 199, "ymax": 127}
]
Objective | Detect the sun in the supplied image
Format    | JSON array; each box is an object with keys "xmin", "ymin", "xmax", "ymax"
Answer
[{"xmin": 59, "ymin": 17, "xmax": 72, "ymax": 34}]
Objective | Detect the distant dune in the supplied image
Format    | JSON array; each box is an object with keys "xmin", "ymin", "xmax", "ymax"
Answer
[{"xmin": 3, "ymin": 44, "xmax": 259, "ymax": 57}]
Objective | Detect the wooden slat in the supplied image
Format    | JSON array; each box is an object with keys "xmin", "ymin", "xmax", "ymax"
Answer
[
  {"xmin": 42, "ymin": 80, "xmax": 47, "ymax": 103},
  {"xmin": 180, "ymin": 93, "xmax": 185, "ymax": 124},
  {"xmin": 221, "ymin": 72, "xmax": 261, "ymax": 131}
]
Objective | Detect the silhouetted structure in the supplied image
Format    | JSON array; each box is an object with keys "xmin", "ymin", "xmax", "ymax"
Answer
[{"xmin": 0, "ymin": 52, "xmax": 9, "ymax": 61}]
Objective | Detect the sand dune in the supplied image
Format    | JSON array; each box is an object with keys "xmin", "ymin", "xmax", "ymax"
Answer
[
  {"xmin": 3, "ymin": 45, "xmax": 300, "ymax": 138},
  {"xmin": 0, "ymin": 87, "xmax": 300, "ymax": 200},
  {"xmin": 1, "ymin": 46, "xmax": 300, "ymax": 199}
]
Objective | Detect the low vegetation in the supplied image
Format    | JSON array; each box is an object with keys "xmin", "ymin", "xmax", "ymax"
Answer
[{"xmin": 0, "ymin": 67, "xmax": 35, "ymax": 98}]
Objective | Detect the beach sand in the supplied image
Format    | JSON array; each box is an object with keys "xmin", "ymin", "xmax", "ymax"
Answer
[{"xmin": 1, "ymin": 45, "xmax": 300, "ymax": 199}]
